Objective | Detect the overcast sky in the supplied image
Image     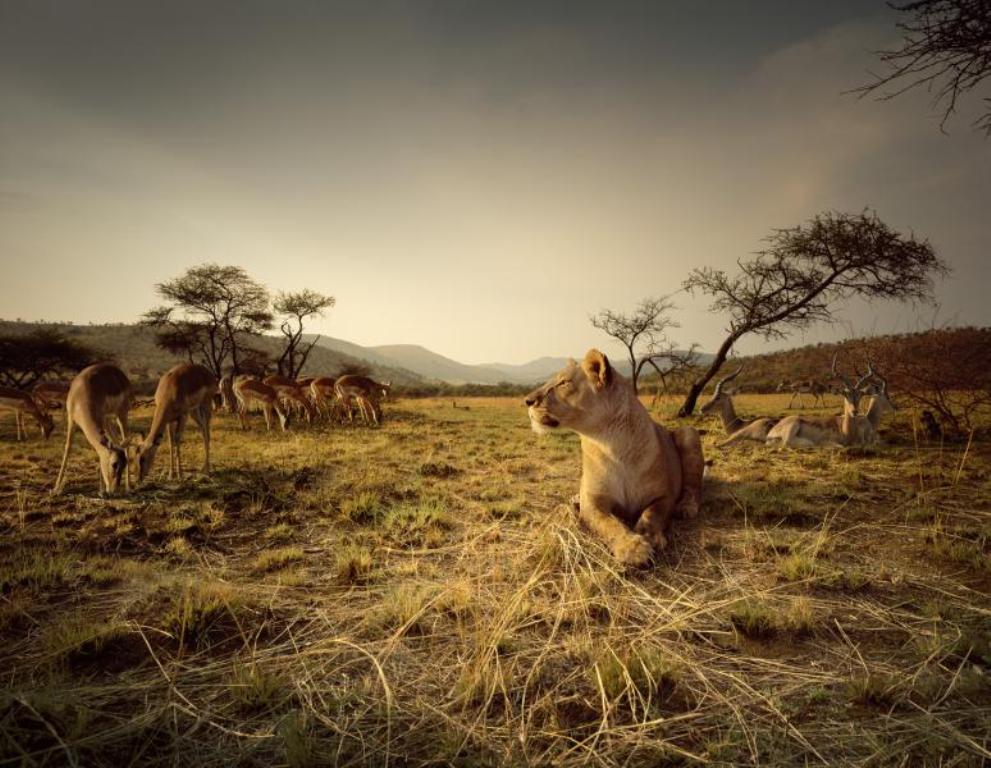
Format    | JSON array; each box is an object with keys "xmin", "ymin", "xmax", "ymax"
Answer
[{"xmin": 1, "ymin": 1, "xmax": 988, "ymax": 365}]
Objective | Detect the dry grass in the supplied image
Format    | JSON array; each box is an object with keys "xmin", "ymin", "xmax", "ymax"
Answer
[{"xmin": 0, "ymin": 394, "xmax": 989, "ymax": 765}]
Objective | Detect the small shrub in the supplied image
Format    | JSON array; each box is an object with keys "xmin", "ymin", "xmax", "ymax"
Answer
[
  {"xmin": 729, "ymin": 600, "xmax": 778, "ymax": 639},
  {"xmin": 253, "ymin": 547, "xmax": 304, "ymax": 573},
  {"xmin": 340, "ymin": 491, "xmax": 384, "ymax": 524},
  {"xmin": 334, "ymin": 544, "xmax": 374, "ymax": 583}
]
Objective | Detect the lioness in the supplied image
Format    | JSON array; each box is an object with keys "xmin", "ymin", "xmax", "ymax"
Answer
[{"xmin": 525, "ymin": 349, "xmax": 705, "ymax": 567}]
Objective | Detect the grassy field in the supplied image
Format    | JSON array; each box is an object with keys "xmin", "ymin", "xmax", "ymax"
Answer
[{"xmin": 1, "ymin": 393, "xmax": 989, "ymax": 766}]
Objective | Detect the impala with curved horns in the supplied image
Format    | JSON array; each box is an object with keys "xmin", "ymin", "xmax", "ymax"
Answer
[
  {"xmin": 699, "ymin": 365, "xmax": 779, "ymax": 446},
  {"xmin": 766, "ymin": 355, "xmax": 877, "ymax": 449}
]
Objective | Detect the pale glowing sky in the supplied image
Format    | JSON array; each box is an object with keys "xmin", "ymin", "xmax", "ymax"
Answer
[{"xmin": 1, "ymin": 1, "xmax": 988, "ymax": 365}]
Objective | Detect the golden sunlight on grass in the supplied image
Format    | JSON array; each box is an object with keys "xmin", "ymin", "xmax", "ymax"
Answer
[{"xmin": 0, "ymin": 395, "xmax": 988, "ymax": 765}]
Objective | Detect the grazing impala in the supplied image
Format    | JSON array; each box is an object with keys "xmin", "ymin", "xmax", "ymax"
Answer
[
  {"xmin": 777, "ymin": 378, "xmax": 828, "ymax": 409},
  {"xmin": 53, "ymin": 364, "xmax": 132, "ymax": 495},
  {"xmin": 309, "ymin": 376, "xmax": 340, "ymax": 419},
  {"xmin": 32, "ymin": 380, "xmax": 71, "ymax": 411},
  {"xmin": 263, "ymin": 374, "xmax": 317, "ymax": 423},
  {"xmin": 699, "ymin": 366, "xmax": 779, "ymax": 446},
  {"xmin": 0, "ymin": 386, "xmax": 55, "ymax": 440},
  {"xmin": 335, "ymin": 375, "xmax": 391, "ymax": 425},
  {"xmin": 134, "ymin": 364, "xmax": 217, "ymax": 482},
  {"xmin": 766, "ymin": 356, "xmax": 877, "ymax": 449},
  {"xmin": 234, "ymin": 377, "xmax": 289, "ymax": 431}
]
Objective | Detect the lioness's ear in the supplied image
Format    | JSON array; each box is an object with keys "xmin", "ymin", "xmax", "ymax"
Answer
[{"xmin": 581, "ymin": 349, "xmax": 612, "ymax": 390}]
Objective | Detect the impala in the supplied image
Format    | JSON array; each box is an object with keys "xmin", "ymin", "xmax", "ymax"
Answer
[
  {"xmin": 32, "ymin": 380, "xmax": 71, "ymax": 411},
  {"xmin": 0, "ymin": 386, "xmax": 55, "ymax": 440},
  {"xmin": 699, "ymin": 366, "xmax": 779, "ymax": 446},
  {"xmin": 309, "ymin": 376, "xmax": 341, "ymax": 419},
  {"xmin": 217, "ymin": 373, "xmax": 237, "ymax": 413},
  {"xmin": 234, "ymin": 377, "xmax": 289, "ymax": 431},
  {"xmin": 777, "ymin": 378, "xmax": 828, "ymax": 409},
  {"xmin": 53, "ymin": 364, "xmax": 132, "ymax": 495},
  {"xmin": 134, "ymin": 363, "xmax": 218, "ymax": 482},
  {"xmin": 263, "ymin": 374, "xmax": 317, "ymax": 423},
  {"xmin": 335, "ymin": 375, "xmax": 391, "ymax": 426},
  {"xmin": 766, "ymin": 356, "xmax": 877, "ymax": 449}
]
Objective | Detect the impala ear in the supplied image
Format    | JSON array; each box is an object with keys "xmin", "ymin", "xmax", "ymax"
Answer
[{"xmin": 581, "ymin": 349, "xmax": 612, "ymax": 391}]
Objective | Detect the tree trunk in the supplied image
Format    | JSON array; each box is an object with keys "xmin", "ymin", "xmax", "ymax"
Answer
[{"xmin": 677, "ymin": 333, "xmax": 739, "ymax": 417}]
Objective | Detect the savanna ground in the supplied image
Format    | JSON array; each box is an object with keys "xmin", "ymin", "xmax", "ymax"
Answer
[{"xmin": 1, "ymin": 393, "xmax": 989, "ymax": 766}]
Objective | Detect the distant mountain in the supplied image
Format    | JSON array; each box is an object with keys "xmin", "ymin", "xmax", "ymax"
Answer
[
  {"xmin": 369, "ymin": 344, "xmax": 512, "ymax": 385},
  {"xmin": 0, "ymin": 321, "xmax": 423, "ymax": 385},
  {"xmin": 485, "ymin": 357, "xmax": 573, "ymax": 383},
  {"xmin": 309, "ymin": 336, "xmax": 714, "ymax": 385}
]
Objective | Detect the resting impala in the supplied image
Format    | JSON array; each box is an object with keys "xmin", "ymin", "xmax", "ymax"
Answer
[
  {"xmin": 777, "ymin": 378, "xmax": 828, "ymax": 409},
  {"xmin": 53, "ymin": 364, "xmax": 132, "ymax": 495},
  {"xmin": 0, "ymin": 386, "xmax": 55, "ymax": 440},
  {"xmin": 263, "ymin": 374, "xmax": 317, "ymax": 423},
  {"xmin": 234, "ymin": 377, "xmax": 289, "ymax": 431},
  {"xmin": 767, "ymin": 357, "xmax": 878, "ymax": 449},
  {"xmin": 699, "ymin": 366, "xmax": 779, "ymax": 446},
  {"xmin": 32, "ymin": 380, "xmax": 71, "ymax": 411},
  {"xmin": 134, "ymin": 363, "xmax": 217, "ymax": 482},
  {"xmin": 335, "ymin": 375, "xmax": 391, "ymax": 425}
]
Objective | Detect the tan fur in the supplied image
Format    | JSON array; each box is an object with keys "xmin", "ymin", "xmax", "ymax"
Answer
[
  {"xmin": 335, "ymin": 375, "xmax": 391, "ymax": 426},
  {"xmin": 31, "ymin": 380, "xmax": 70, "ymax": 411},
  {"xmin": 135, "ymin": 364, "xmax": 218, "ymax": 482},
  {"xmin": 263, "ymin": 375, "xmax": 317, "ymax": 423},
  {"xmin": 309, "ymin": 376, "xmax": 342, "ymax": 419},
  {"xmin": 53, "ymin": 364, "xmax": 132, "ymax": 495},
  {"xmin": 233, "ymin": 378, "xmax": 289, "ymax": 431},
  {"xmin": 525, "ymin": 349, "xmax": 705, "ymax": 567},
  {"xmin": 0, "ymin": 386, "xmax": 55, "ymax": 440}
]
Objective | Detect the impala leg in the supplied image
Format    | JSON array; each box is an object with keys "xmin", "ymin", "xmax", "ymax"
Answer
[
  {"xmin": 173, "ymin": 413, "xmax": 187, "ymax": 481},
  {"xmin": 53, "ymin": 420, "xmax": 75, "ymax": 495},
  {"xmin": 191, "ymin": 403, "xmax": 211, "ymax": 474}
]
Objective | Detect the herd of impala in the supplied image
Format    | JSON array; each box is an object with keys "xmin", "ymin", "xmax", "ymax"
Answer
[
  {"xmin": 700, "ymin": 354, "xmax": 898, "ymax": 449},
  {"xmin": 1, "ymin": 353, "xmax": 897, "ymax": 496},
  {"xmin": 0, "ymin": 362, "xmax": 391, "ymax": 495}
]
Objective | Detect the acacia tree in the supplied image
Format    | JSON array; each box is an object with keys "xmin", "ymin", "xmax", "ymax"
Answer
[
  {"xmin": 677, "ymin": 210, "xmax": 949, "ymax": 416},
  {"xmin": 274, "ymin": 289, "xmax": 335, "ymax": 378},
  {"xmin": 143, "ymin": 264, "xmax": 273, "ymax": 377},
  {"xmin": 591, "ymin": 296, "xmax": 693, "ymax": 395},
  {"xmin": 856, "ymin": 0, "xmax": 991, "ymax": 135},
  {"xmin": 0, "ymin": 328, "xmax": 102, "ymax": 387}
]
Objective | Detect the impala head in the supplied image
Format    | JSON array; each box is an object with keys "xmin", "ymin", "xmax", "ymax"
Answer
[
  {"xmin": 99, "ymin": 442, "xmax": 128, "ymax": 495},
  {"xmin": 132, "ymin": 433, "xmax": 160, "ymax": 482},
  {"xmin": 38, "ymin": 410, "xmax": 55, "ymax": 439},
  {"xmin": 700, "ymin": 365, "xmax": 743, "ymax": 415},
  {"xmin": 525, "ymin": 349, "xmax": 617, "ymax": 435},
  {"xmin": 380, "ymin": 381, "xmax": 391, "ymax": 399},
  {"xmin": 866, "ymin": 366, "xmax": 897, "ymax": 416},
  {"xmin": 830, "ymin": 353, "xmax": 877, "ymax": 414}
]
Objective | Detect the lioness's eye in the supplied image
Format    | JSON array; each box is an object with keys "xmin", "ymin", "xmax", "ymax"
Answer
[{"xmin": 556, "ymin": 380, "xmax": 570, "ymax": 389}]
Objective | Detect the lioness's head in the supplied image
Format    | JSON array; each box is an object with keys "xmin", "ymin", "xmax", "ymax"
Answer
[{"xmin": 524, "ymin": 349, "xmax": 617, "ymax": 435}]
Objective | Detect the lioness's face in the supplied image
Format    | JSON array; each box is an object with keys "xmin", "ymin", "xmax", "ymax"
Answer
[{"xmin": 524, "ymin": 350, "xmax": 613, "ymax": 435}]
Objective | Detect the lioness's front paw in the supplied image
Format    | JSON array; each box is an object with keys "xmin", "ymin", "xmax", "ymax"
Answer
[
  {"xmin": 634, "ymin": 520, "xmax": 669, "ymax": 552},
  {"xmin": 615, "ymin": 534, "xmax": 653, "ymax": 567},
  {"xmin": 676, "ymin": 498, "xmax": 700, "ymax": 519}
]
